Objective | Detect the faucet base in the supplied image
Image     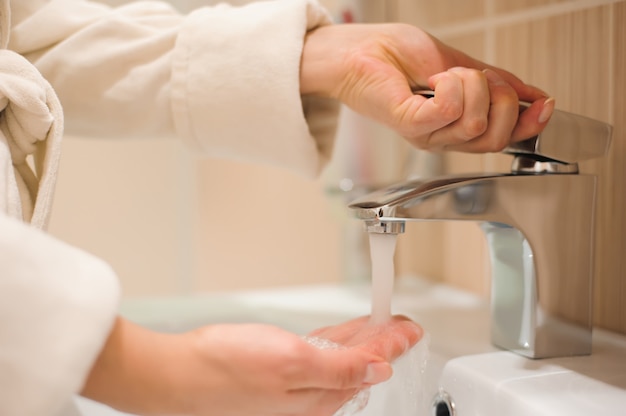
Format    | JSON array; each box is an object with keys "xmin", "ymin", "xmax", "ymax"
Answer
[{"xmin": 482, "ymin": 221, "xmax": 593, "ymax": 359}]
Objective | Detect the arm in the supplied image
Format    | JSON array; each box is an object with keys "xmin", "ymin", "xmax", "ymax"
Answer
[
  {"xmin": 11, "ymin": 1, "xmax": 553, "ymax": 178},
  {"xmin": 81, "ymin": 316, "xmax": 422, "ymax": 416},
  {"xmin": 10, "ymin": 0, "xmax": 338, "ymax": 177},
  {"xmin": 0, "ymin": 206, "xmax": 420, "ymax": 416}
]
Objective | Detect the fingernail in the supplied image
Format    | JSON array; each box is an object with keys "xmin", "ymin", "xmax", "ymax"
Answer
[
  {"xmin": 482, "ymin": 69, "xmax": 507, "ymax": 86},
  {"xmin": 364, "ymin": 362, "xmax": 391, "ymax": 385},
  {"xmin": 538, "ymin": 97, "xmax": 556, "ymax": 123}
]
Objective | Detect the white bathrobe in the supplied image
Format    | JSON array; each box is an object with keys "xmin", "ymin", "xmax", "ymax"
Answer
[{"xmin": 1, "ymin": 0, "xmax": 339, "ymax": 414}]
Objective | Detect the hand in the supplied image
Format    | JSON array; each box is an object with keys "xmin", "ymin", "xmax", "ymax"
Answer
[
  {"xmin": 309, "ymin": 315, "xmax": 422, "ymax": 361},
  {"xmin": 300, "ymin": 23, "xmax": 554, "ymax": 152},
  {"xmin": 81, "ymin": 316, "xmax": 421, "ymax": 416}
]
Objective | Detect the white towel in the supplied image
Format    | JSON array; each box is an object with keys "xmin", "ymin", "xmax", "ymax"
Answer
[{"xmin": 0, "ymin": 0, "xmax": 63, "ymax": 229}]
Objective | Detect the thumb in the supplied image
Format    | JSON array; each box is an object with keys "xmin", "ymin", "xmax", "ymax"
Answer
[{"xmin": 301, "ymin": 348, "xmax": 392, "ymax": 390}]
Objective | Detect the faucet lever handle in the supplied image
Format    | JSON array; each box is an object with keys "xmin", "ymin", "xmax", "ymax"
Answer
[
  {"xmin": 504, "ymin": 104, "xmax": 613, "ymax": 164},
  {"xmin": 412, "ymin": 89, "xmax": 612, "ymax": 165}
]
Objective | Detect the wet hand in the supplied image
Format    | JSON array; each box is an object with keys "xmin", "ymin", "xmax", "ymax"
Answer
[
  {"xmin": 184, "ymin": 317, "xmax": 421, "ymax": 416},
  {"xmin": 182, "ymin": 322, "xmax": 397, "ymax": 416},
  {"xmin": 82, "ymin": 316, "xmax": 421, "ymax": 416},
  {"xmin": 309, "ymin": 314, "xmax": 423, "ymax": 363}
]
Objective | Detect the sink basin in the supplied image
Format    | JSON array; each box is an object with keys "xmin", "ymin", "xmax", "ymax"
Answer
[
  {"xmin": 439, "ymin": 330, "xmax": 626, "ymax": 416},
  {"xmin": 72, "ymin": 276, "xmax": 626, "ymax": 415}
]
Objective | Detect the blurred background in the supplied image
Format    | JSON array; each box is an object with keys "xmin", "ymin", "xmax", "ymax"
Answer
[{"xmin": 48, "ymin": 0, "xmax": 625, "ymax": 336}]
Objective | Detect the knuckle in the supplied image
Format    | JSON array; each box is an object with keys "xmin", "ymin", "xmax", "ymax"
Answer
[
  {"xmin": 438, "ymin": 100, "xmax": 463, "ymax": 121},
  {"xmin": 463, "ymin": 116, "xmax": 489, "ymax": 138},
  {"xmin": 491, "ymin": 137, "xmax": 511, "ymax": 152},
  {"xmin": 492, "ymin": 139, "xmax": 509, "ymax": 152},
  {"xmin": 466, "ymin": 67, "xmax": 487, "ymax": 83},
  {"xmin": 492, "ymin": 90, "xmax": 520, "ymax": 112},
  {"xmin": 501, "ymin": 95, "xmax": 521, "ymax": 112},
  {"xmin": 450, "ymin": 67, "xmax": 486, "ymax": 84},
  {"xmin": 483, "ymin": 141, "xmax": 506, "ymax": 153},
  {"xmin": 277, "ymin": 340, "xmax": 310, "ymax": 381}
]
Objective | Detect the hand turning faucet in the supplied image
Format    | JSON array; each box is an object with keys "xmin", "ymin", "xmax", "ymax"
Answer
[{"xmin": 349, "ymin": 101, "xmax": 612, "ymax": 359}]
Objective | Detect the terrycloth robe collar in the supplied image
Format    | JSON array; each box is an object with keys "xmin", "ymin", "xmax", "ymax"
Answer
[{"xmin": 0, "ymin": 0, "xmax": 63, "ymax": 229}]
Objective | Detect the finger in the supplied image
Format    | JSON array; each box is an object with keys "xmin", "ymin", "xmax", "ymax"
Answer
[
  {"xmin": 449, "ymin": 49, "xmax": 548, "ymax": 102},
  {"xmin": 394, "ymin": 70, "xmax": 464, "ymax": 146},
  {"xmin": 352, "ymin": 319, "xmax": 423, "ymax": 362},
  {"xmin": 487, "ymin": 66, "xmax": 548, "ymax": 103},
  {"xmin": 476, "ymin": 58, "xmax": 554, "ymax": 128},
  {"xmin": 298, "ymin": 347, "xmax": 392, "ymax": 390},
  {"xmin": 425, "ymin": 68, "xmax": 490, "ymax": 148},
  {"xmin": 299, "ymin": 316, "xmax": 421, "ymax": 390},
  {"xmin": 511, "ymin": 97, "xmax": 555, "ymax": 141},
  {"xmin": 446, "ymin": 69, "xmax": 519, "ymax": 153},
  {"xmin": 307, "ymin": 316, "xmax": 369, "ymax": 343},
  {"xmin": 307, "ymin": 315, "xmax": 415, "ymax": 347}
]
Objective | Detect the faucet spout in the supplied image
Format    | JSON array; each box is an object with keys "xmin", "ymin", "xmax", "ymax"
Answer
[{"xmin": 350, "ymin": 171, "xmax": 596, "ymax": 358}]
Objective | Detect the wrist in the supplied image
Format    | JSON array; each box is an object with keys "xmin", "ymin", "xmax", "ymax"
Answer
[
  {"xmin": 81, "ymin": 317, "xmax": 191, "ymax": 415},
  {"xmin": 300, "ymin": 25, "xmax": 344, "ymax": 97}
]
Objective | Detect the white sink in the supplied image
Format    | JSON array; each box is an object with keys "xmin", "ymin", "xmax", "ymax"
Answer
[
  {"xmin": 439, "ymin": 330, "xmax": 626, "ymax": 416},
  {"xmin": 73, "ymin": 276, "xmax": 626, "ymax": 415}
]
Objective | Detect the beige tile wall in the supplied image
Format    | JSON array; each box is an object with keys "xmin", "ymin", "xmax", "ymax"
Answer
[
  {"xmin": 49, "ymin": 0, "xmax": 348, "ymax": 296},
  {"xmin": 48, "ymin": 0, "xmax": 626, "ymax": 337},
  {"xmin": 54, "ymin": 0, "xmax": 413, "ymax": 298},
  {"xmin": 48, "ymin": 137, "xmax": 194, "ymax": 296},
  {"xmin": 598, "ymin": 1, "xmax": 626, "ymax": 332},
  {"xmin": 394, "ymin": 0, "xmax": 626, "ymax": 334},
  {"xmin": 397, "ymin": 0, "xmax": 485, "ymax": 27},
  {"xmin": 494, "ymin": 0, "xmax": 572, "ymax": 14},
  {"xmin": 190, "ymin": 159, "xmax": 344, "ymax": 293}
]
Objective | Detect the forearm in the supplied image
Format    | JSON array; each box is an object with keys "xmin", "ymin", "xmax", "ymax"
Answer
[
  {"xmin": 81, "ymin": 316, "xmax": 192, "ymax": 415},
  {"xmin": 81, "ymin": 317, "xmax": 193, "ymax": 415},
  {"xmin": 11, "ymin": 0, "xmax": 339, "ymax": 177}
]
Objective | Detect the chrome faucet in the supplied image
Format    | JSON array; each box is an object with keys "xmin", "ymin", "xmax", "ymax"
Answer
[{"xmin": 349, "ymin": 104, "xmax": 612, "ymax": 359}]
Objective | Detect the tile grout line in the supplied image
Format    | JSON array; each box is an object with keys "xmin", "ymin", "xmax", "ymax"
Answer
[
  {"xmin": 483, "ymin": 0, "xmax": 497, "ymax": 173},
  {"xmin": 607, "ymin": 3, "xmax": 615, "ymax": 124},
  {"xmin": 482, "ymin": 0, "xmax": 496, "ymax": 290},
  {"xmin": 608, "ymin": 1, "xmax": 623, "ymax": 333},
  {"xmin": 484, "ymin": 0, "xmax": 497, "ymax": 66},
  {"xmin": 430, "ymin": 0, "xmax": 625, "ymax": 38}
]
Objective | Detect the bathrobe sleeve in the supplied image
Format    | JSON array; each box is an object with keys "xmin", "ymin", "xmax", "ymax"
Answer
[
  {"xmin": 9, "ymin": 0, "xmax": 339, "ymax": 177},
  {"xmin": 0, "ymin": 212, "xmax": 120, "ymax": 415}
]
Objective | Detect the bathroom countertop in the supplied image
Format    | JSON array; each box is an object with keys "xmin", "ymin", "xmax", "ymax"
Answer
[{"xmin": 119, "ymin": 275, "xmax": 496, "ymax": 360}]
